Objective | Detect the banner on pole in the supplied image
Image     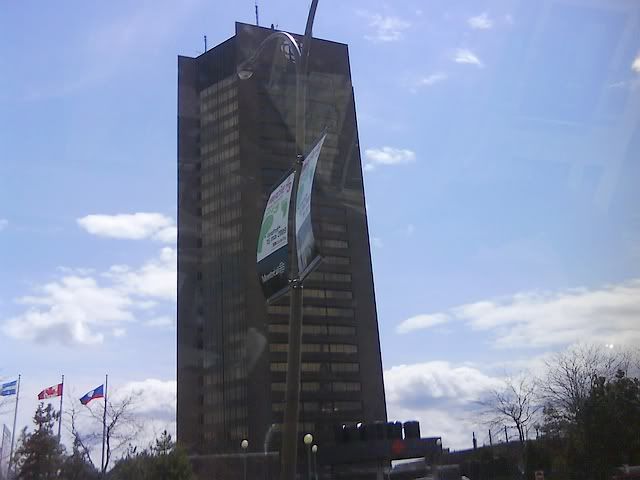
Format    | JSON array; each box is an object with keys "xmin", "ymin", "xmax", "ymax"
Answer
[
  {"xmin": 295, "ymin": 133, "xmax": 326, "ymax": 278},
  {"xmin": 257, "ymin": 171, "xmax": 295, "ymax": 300}
]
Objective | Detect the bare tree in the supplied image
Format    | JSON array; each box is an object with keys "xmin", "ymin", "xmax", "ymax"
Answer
[
  {"xmin": 65, "ymin": 392, "xmax": 141, "ymax": 472},
  {"xmin": 541, "ymin": 344, "xmax": 631, "ymax": 424},
  {"xmin": 480, "ymin": 375, "xmax": 541, "ymax": 445}
]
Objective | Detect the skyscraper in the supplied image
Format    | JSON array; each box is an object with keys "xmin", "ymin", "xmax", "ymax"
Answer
[{"xmin": 177, "ymin": 22, "xmax": 386, "ymax": 456}]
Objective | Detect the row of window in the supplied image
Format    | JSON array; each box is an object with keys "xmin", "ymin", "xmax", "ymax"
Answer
[
  {"xmin": 270, "ymin": 362, "xmax": 360, "ymax": 373},
  {"xmin": 270, "ymin": 343, "xmax": 358, "ymax": 354},
  {"xmin": 203, "ymin": 406, "xmax": 247, "ymax": 426},
  {"xmin": 200, "ymin": 76, "xmax": 235, "ymax": 98},
  {"xmin": 200, "ymin": 87, "xmax": 238, "ymax": 105},
  {"xmin": 201, "ymin": 130, "xmax": 239, "ymax": 155},
  {"xmin": 303, "ymin": 288, "xmax": 352, "ymax": 300},
  {"xmin": 305, "ymin": 271, "xmax": 351, "ymax": 283},
  {"xmin": 272, "ymin": 400, "xmax": 362, "ymax": 413},
  {"xmin": 267, "ymin": 305, "xmax": 354, "ymax": 317},
  {"xmin": 323, "ymin": 256, "xmax": 350, "ymax": 266},
  {"xmin": 200, "ymin": 174, "xmax": 241, "ymax": 194},
  {"xmin": 271, "ymin": 381, "xmax": 361, "ymax": 392},
  {"xmin": 201, "ymin": 104, "xmax": 239, "ymax": 126},
  {"xmin": 200, "ymin": 86, "xmax": 237, "ymax": 105},
  {"xmin": 202, "ymin": 145, "xmax": 240, "ymax": 169},
  {"xmin": 268, "ymin": 324, "xmax": 356, "ymax": 336},
  {"xmin": 202, "ymin": 222, "xmax": 242, "ymax": 239},
  {"xmin": 319, "ymin": 239, "xmax": 349, "ymax": 249},
  {"xmin": 201, "ymin": 110, "xmax": 239, "ymax": 138},
  {"xmin": 202, "ymin": 189, "xmax": 240, "ymax": 207},
  {"xmin": 201, "ymin": 187, "xmax": 241, "ymax": 215},
  {"xmin": 321, "ymin": 222, "xmax": 347, "ymax": 233}
]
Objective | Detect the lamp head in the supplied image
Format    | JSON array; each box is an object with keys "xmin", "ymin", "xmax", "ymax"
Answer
[
  {"xmin": 311, "ymin": 444, "xmax": 318, "ymax": 453},
  {"xmin": 303, "ymin": 433, "xmax": 313, "ymax": 445},
  {"xmin": 237, "ymin": 69, "xmax": 254, "ymax": 80},
  {"xmin": 241, "ymin": 439, "xmax": 249, "ymax": 449}
]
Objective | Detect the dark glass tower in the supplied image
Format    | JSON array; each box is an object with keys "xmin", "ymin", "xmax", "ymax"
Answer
[{"xmin": 177, "ymin": 22, "xmax": 386, "ymax": 456}]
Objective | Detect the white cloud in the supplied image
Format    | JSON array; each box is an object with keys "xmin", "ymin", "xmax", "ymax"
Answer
[
  {"xmin": 403, "ymin": 279, "xmax": 640, "ymax": 349},
  {"xmin": 417, "ymin": 72, "xmax": 448, "ymax": 88},
  {"xmin": 77, "ymin": 213, "xmax": 176, "ymax": 243},
  {"xmin": 105, "ymin": 247, "xmax": 176, "ymax": 301},
  {"xmin": 454, "ymin": 49, "xmax": 483, "ymax": 67},
  {"xmin": 468, "ymin": 13, "xmax": 493, "ymax": 30},
  {"xmin": 504, "ymin": 14, "xmax": 514, "ymax": 25},
  {"xmin": 0, "ymin": 219, "xmax": 7, "ymax": 231},
  {"xmin": 385, "ymin": 361, "xmax": 503, "ymax": 448},
  {"xmin": 360, "ymin": 12, "xmax": 411, "ymax": 42},
  {"xmin": 116, "ymin": 378, "xmax": 176, "ymax": 421},
  {"xmin": 397, "ymin": 314, "xmax": 450, "ymax": 334},
  {"xmin": 364, "ymin": 147, "xmax": 416, "ymax": 170},
  {"xmin": 3, "ymin": 277, "xmax": 134, "ymax": 345},
  {"xmin": 2, "ymin": 248, "xmax": 176, "ymax": 346},
  {"xmin": 632, "ymin": 53, "xmax": 640, "ymax": 73}
]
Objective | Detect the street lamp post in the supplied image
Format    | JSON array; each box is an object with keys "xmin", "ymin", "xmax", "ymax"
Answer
[
  {"xmin": 311, "ymin": 444, "xmax": 318, "ymax": 480},
  {"xmin": 241, "ymin": 439, "xmax": 249, "ymax": 480},
  {"xmin": 238, "ymin": 2, "xmax": 320, "ymax": 480},
  {"xmin": 303, "ymin": 434, "xmax": 314, "ymax": 480}
]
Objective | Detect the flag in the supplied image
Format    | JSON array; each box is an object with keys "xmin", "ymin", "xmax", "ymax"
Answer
[
  {"xmin": 38, "ymin": 383, "xmax": 63, "ymax": 400},
  {"xmin": 0, "ymin": 381, "xmax": 17, "ymax": 397},
  {"xmin": 80, "ymin": 385, "xmax": 104, "ymax": 406}
]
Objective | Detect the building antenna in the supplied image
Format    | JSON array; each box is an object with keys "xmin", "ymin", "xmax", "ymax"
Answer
[
  {"xmin": 255, "ymin": 0, "xmax": 260, "ymax": 26},
  {"xmin": 204, "ymin": 35, "xmax": 207, "ymax": 53}
]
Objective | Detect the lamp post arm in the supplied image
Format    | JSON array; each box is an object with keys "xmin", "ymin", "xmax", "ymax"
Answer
[{"xmin": 237, "ymin": 31, "xmax": 302, "ymax": 77}]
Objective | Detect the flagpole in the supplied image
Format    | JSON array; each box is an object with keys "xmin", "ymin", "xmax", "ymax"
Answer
[
  {"xmin": 8, "ymin": 374, "xmax": 20, "ymax": 476},
  {"xmin": 101, "ymin": 374, "xmax": 108, "ymax": 475},
  {"xmin": 57, "ymin": 374, "xmax": 64, "ymax": 444}
]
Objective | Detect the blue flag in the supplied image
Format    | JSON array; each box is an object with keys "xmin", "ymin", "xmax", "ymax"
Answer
[
  {"xmin": 80, "ymin": 384, "xmax": 104, "ymax": 405},
  {"xmin": 0, "ymin": 380, "xmax": 17, "ymax": 396}
]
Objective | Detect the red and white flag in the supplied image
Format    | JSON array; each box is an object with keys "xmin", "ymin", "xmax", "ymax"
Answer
[{"xmin": 38, "ymin": 383, "xmax": 63, "ymax": 400}]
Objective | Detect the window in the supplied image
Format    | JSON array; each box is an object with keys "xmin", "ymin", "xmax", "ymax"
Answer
[
  {"xmin": 321, "ymin": 239, "xmax": 349, "ymax": 249},
  {"xmin": 325, "ymin": 290, "xmax": 353, "ymax": 300},
  {"xmin": 324, "ymin": 256, "xmax": 350, "ymax": 265},
  {"xmin": 268, "ymin": 305, "xmax": 289, "ymax": 315},
  {"xmin": 303, "ymin": 306, "xmax": 326, "ymax": 316},
  {"xmin": 331, "ymin": 362, "xmax": 360, "ymax": 373},
  {"xmin": 322, "ymin": 223, "xmax": 347, "ymax": 233},
  {"xmin": 270, "ymin": 362, "xmax": 287, "ymax": 372},
  {"xmin": 328, "ymin": 325, "xmax": 356, "ymax": 336},
  {"xmin": 326, "ymin": 307, "xmax": 354, "ymax": 317},
  {"xmin": 324, "ymin": 272, "xmax": 351, "ymax": 282},
  {"xmin": 268, "ymin": 324, "xmax": 289, "ymax": 333},
  {"xmin": 304, "ymin": 325, "xmax": 327, "ymax": 335},
  {"xmin": 332, "ymin": 382, "xmax": 361, "ymax": 392},
  {"xmin": 301, "ymin": 362, "xmax": 321, "ymax": 372},
  {"xmin": 304, "ymin": 289, "xmax": 325, "ymax": 299},
  {"xmin": 328, "ymin": 344, "xmax": 358, "ymax": 354},
  {"xmin": 301, "ymin": 344, "xmax": 322, "ymax": 353}
]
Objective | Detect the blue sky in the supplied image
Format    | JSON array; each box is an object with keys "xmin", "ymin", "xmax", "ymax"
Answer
[{"xmin": 1, "ymin": 0, "xmax": 639, "ymax": 454}]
